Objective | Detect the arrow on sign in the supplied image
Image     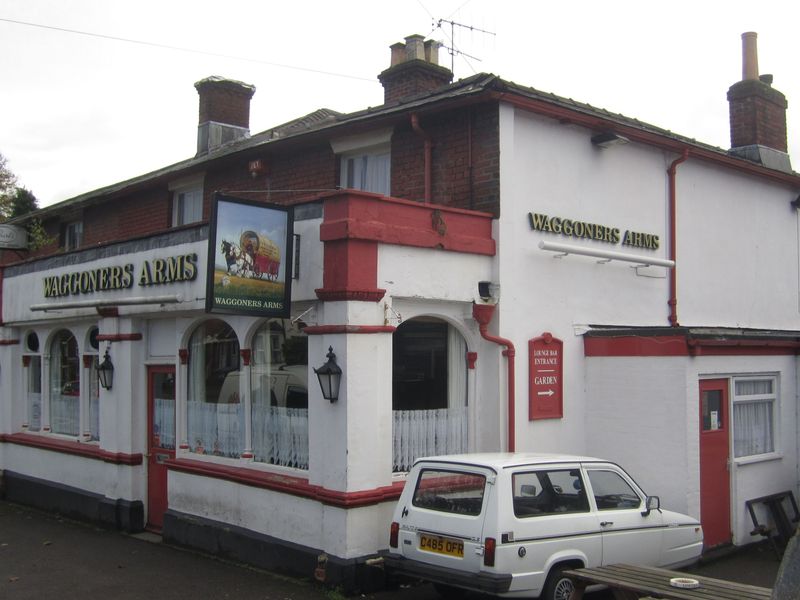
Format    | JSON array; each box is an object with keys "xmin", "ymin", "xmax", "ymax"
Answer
[{"xmin": 537, "ymin": 389, "xmax": 555, "ymax": 397}]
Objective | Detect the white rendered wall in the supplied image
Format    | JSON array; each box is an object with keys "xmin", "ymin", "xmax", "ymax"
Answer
[
  {"xmin": 676, "ymin": 164, "xmax": 800, "ymax": 329},
  {"xmin": 496, "ymin": 105, "xmax": 676, "ymax": 455}
]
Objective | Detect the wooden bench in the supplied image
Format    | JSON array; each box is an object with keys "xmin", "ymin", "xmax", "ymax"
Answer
[{"xmin": 564, "ymin": 564, "xmax": 772, "ymax": 600}]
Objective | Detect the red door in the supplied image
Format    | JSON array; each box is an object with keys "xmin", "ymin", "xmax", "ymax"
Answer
[
  {"xmin": 699, "ymin": 379, "xmax": 731, "ymax": 549},
  {"xmin": 147, "ymin": 366, "xmax": 176, "ymax": 532}
]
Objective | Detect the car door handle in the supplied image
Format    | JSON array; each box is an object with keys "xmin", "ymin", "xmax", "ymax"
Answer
[{"xmin": 600, "ymin": 521, "xmax": 614, "ymax": 527}]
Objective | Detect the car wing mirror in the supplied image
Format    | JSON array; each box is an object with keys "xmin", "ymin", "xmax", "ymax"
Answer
[{"xmin": 642, "ymin": 495, "xmax": 661, "ymax": 517}]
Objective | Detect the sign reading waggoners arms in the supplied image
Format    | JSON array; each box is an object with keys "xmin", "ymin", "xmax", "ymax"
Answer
[{"xmin": 206, "ymin": 193, "xmax": 294, "ymax": 317}]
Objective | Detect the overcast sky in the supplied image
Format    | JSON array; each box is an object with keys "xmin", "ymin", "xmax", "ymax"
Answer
[{"xmin": 2, "ymin": 0, "xmax": 798, "ymax": 208}]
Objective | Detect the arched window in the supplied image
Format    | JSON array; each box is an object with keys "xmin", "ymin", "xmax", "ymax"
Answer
[
  {"xmin": 24, "ymin": 331, "xmax": 42, "ymax": 432},
  {"xmin": 392, "ymin": 318, "xmax": 468, "ymax": 471},
  {"xmin": 49, "ymin": 329, "xmax": 80, "ymax": 436},
  {"xmin": 187, "ymin": 320, "xmax": 242, "ymax": 457},
  {"xmin": 251, "ymin": 320, "xmax": 308, "ymax": 468}
]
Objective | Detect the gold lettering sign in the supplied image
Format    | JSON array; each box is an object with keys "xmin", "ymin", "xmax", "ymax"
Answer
[
  {"xmin": 43, "ymin": 253, "xmax": 198, "ymax": 298},
  {"xmin": 528, "ymin": 212, "xmax": 659, "ymax": 250}
]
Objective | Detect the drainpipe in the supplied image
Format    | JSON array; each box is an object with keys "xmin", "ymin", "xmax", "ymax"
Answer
[
  {"xmin": 411, "ymin": 113, "xmax": 432, "ymax": 203},
  {"xmin": 667, "ymin": 149, "xmax": 689, "ymax": 327},
  {"xmin": 473, "ymin": 303, "xmax": 517, "ymax": 452}
]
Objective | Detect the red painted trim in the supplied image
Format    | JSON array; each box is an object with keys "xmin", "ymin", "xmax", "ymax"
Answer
[
  {"xmin": 96, "ymin": 333, "xmax": 143, "ymax": 342},
  {"xmin": 96, "ymin": 307, "xmax": 119, "ymax": 318},
  {"xmin": 466, "ymin": 351, "xmax": 477, "ymax": 370},
  {"xmin": 178, "ymin": 348, "xmax": 189, "ymax": 365},
  {"xmin": 0, "ymin": 432, "xmax": 143, "ymax": 465},
  {"xmin": 82, "ymin": 354, "xmax": 94, "ymax": 368},
  {"xmin": 0, "ymin": 338, "xmax": 20, "ymax": 346},
  {"xmin": 303, "ymin": 325, "xmax": 397, "ymax": 335},
  {"xmin": 165, "ymin": 458, "xmax": 404, "ymax": 508},
  {"xmin": 315, "ymin": 288, "xmax": 387, "ymax": 302},
  {"xmin": 22, "ymin": 355, "xmax": 31, "ymax": 367},
  {"xmin": 584, "ymin": 335, "xmax": 800, "ymax": 357},
  {"xmin": 319, "ymin": 192, "xmax": 495, "ymax": 255}
]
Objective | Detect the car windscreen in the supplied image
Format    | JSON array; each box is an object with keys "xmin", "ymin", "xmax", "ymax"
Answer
[{"xmin": 412, "ymin": 469, "xmax": 486, "ymax": 516}]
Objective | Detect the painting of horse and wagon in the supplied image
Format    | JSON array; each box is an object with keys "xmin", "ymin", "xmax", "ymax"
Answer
[{"xmin": 207, "ymin": 194, "xmax": 293, "ymax": 318}]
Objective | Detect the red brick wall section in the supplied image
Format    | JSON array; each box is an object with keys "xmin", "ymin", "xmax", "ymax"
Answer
[
  {"xmin": 206, "ymin": 144, "xmax": 338, "ymax": 207},
  {"xmin": 83, "ymin": 188, "xmax": 170, "ymax": 245},
  {"xmin": 727, "ymin": 79, "xmax": 788, "ymax": 152},
  {"xmin": 196, "ymin": 80, "xmax": 254, "ymax": 129},
  {"xmin": 391, "ymin": 104, "xmax": 500, "ymax": 216}
]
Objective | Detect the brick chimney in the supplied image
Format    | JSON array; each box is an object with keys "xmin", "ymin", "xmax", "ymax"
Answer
[
  {"xmin": 378, "ymin": 35, "xmax": 453, "ymax": 104},
  {"xmin": 195, "ymin": 76, "xmax": 256, "ymax": 156},
  {"xmin": 727, "ymin": 32, "xmax": 791, "ymax": 172}
]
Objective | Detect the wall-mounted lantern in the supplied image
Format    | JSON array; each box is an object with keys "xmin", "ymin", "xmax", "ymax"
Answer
[
  {"xmin": 97, "ymin": 348, "xmax": 114, "ymax": 391},
  {"xmin": 314, "ymin": 346, "xmax": 342, "ymax": 402}
]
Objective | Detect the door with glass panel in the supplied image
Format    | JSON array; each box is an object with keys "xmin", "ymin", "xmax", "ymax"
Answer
[
  {"xmin": 699, "ymin": 378, "xmax": 731, "ymax": 549},
  {"xmin": 147, "ymin": 366, "xmax": 176, "ymax": 531}
]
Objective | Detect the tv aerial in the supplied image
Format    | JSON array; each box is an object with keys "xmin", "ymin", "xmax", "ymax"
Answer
[{"xmin": 434, "ymin": 18, "xmax": 496, "ymax": 74}]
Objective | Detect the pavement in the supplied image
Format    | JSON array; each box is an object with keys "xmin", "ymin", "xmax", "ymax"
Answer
[{"xmin": 1, "ymin": 499, "xmax": 781, "ymax": 599}]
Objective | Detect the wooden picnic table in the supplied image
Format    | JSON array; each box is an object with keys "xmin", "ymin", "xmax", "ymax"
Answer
[{"xmin": 564, "ymin": 563, "xmax": 772, "ymax": 600}]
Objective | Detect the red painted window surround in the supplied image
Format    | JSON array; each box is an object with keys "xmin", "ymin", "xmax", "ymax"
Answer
[
  {"xmin": 315, "ymin": 190, "xmax": 495, "ymax": 303},
  {"xmin": 165, "ymin": 457, "xmax": 405, "ymax": 509},
  {"xmin": 0, "ymin": 432, "xmax": 143, "ymax": 465},
  {"xmin": 584, "ymin": 335, "xmax": 800, "ymax": 357}
]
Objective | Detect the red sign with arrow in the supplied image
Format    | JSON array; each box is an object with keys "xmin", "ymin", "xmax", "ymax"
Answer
[{"xmin": 529, "ymin": 332, "xmax": 563, "ymax": 420}]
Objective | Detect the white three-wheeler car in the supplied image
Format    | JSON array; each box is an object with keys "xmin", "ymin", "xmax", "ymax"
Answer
[{"xmin": 383, "ymin": 453, "xmax": 703, "ymax": 600}]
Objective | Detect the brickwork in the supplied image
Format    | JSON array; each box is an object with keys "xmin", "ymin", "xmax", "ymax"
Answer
[
  {"xmin": 195, "ymin": 78, "xmax": 255, "ymax": 128},
  {"xmin": 391, "ymin": 104, "xmax": 500, "ymax": 216},
  {"xmin": 727, "ymin": 79, "xmax": 788, "ymax": 152},
  {"xmin": 378, "ymin": 61, "xmax": 453, "ymax": 105}
]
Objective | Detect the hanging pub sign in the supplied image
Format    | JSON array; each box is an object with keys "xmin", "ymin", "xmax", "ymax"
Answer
[
  {"xmin": 529, "ymin": 332, "xmax": 563, "ymax": 420},
  {"xmin": 206, "ymin": 193, "xmax": 293, "ymax": 317}
]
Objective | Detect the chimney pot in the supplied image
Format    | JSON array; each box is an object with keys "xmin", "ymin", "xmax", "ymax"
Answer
[
  {"xmin": 742, "ymin": 31, "xmax": 759, "ymax": 81},
  {"xmin": 424, "ymin": 39, "xmax": 441, "ymax": 65},
  {"xmin": 389, "ymin": 42, "xmax": 406, "ymax": 66},
  {"xmin": 405, "ymin": 34, "xmax": 426, "ymax": 61}
]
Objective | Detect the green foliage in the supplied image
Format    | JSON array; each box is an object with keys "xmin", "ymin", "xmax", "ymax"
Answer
[
  {"xmin": 11, "ymin": 186, "xmax": 38, "ymax": 218},
  {"xmin": 27, "ymin": 217, "xmax": 55, "ymax": 251}
]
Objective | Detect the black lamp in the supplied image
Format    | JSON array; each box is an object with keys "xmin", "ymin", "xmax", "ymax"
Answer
[
  {"xmin": 314, "ymin": 346, "xmax": 342, "ymax": 402},
  {"xmin": 97, "ymin": 348, "xmax": 114, "ymax": 391}
]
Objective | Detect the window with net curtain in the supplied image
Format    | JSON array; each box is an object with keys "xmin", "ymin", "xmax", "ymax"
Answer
[
  {"xmin": 251, "ymin": 319, "xmax": 309, "ymax": 469},
  {"xmin": 187, "ymin": 320, "xmax": 242, "ymax": 457},
  {"xmin": 392, "ymin": 318, "xmax": 468, "ymax": 471},
  {"xmin": 49, "ymin": 329, "xmax": 80, "ymax": 436},
  {"xmin": 733, "ymin": 377, "xmax": 776, "ymax": 458},
  {"xmin": 25, "ymin": 331, "xmax": 42, "ymax": 432},
  {"xmin": 186, "ymin": 318, "xmax": 309, "ymax": 467}
]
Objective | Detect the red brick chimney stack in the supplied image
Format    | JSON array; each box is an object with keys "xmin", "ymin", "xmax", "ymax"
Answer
[
  {"xmin": 194, "ymin": 76, "xmax": 256, "ymax": 156},
  {"xmin": 727, "ymin": 32, "xmax": 790, "ymax": 171},
  {"xmin": 378, "ymin": 35, "xmax": 453, "ymax": 105}
]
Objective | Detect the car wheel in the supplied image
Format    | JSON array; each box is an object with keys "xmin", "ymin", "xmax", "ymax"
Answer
[
  {"xmin": 542, "ymin": 565, "xmax": 576, "ymax": 600},
  {"xmin": 433, "ymin": 583, "xmax": 463, "ymax": 599}
]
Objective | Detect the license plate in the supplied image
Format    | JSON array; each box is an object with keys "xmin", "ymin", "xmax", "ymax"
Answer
[{"xmin": 419, "ymin": 533, "xmax": 464, "ymax": 557}]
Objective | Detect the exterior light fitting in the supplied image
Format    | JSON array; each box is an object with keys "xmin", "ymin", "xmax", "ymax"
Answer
[
  {"xmin": 314, "ymin": 346, "xmax": 342, "ymax": 402},
  {"xmin": 591, "ymin": 131, "xmax": 629, "ymax": 148},
  {"xmin": 97, "ymin": 348, "xmax": 114, "ymax": 390}
]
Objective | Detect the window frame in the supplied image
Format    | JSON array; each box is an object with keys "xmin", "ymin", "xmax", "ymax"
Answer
[
  {"xmin": 732, "ymin": 375, "xmax": 778, "ymax": 461},
  {"xmin": 169, "ymin": 174, "xmax": 205, "ymax": 227},
  {"xmin": 48, "ymin": 329, "xmax": 81, "ymax": 437},
  {"xmin": 63, "ymin": 220, "xmax": 83, "ymax": 251}
]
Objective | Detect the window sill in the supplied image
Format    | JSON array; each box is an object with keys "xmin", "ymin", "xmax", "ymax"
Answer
[
  {"xmin": 734, "ymin": 452, "xmax": 783, "ymax": 466},
  {"xmin": 166, "ymin": 456, "xmax": 404, "ymax": 508},
  {"xmin": 0, "ymin": 432, "xmax": 142, "ymax": 465}
]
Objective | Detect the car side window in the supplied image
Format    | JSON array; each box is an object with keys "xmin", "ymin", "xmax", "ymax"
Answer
[
  {"xmin": 513, "ymin": 469, "xmax": 589, "ymax": 517},
  {"xmin": 587, "ymin": 469, "xmax": 642, "ymax": 510}
]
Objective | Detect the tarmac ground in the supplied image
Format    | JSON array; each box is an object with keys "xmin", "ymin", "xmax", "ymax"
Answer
[{"xmin": 1, "ymin": 499, "xmax": 781, "ymax": 599}]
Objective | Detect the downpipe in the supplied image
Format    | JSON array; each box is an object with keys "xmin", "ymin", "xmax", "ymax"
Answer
[{"xmin": 473, "ymin": 303, "xmax": 517, "ymax": 452}]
